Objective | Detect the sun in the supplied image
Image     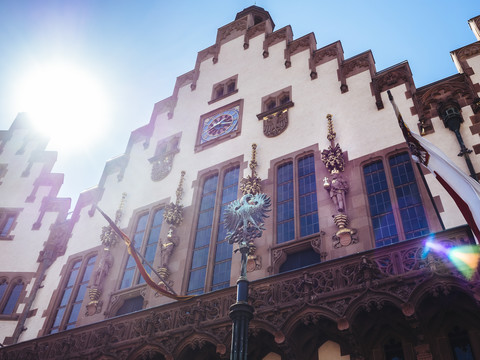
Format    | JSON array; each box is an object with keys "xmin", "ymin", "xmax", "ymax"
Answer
[{"xmin": 14, "ymin": 61, "xmax": 111, "ymax": 153}]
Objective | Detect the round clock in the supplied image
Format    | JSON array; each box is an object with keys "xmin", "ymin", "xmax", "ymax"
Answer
[{"xmin": 200, "ymin": 106, "xmax": 240, "ymax": 144}]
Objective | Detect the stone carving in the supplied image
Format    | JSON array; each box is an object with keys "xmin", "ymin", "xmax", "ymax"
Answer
[
  {"xmin": 100, "ymin": 193, "xmax": 127, "ymax": 248},
  {"xmin": 240, "ymin": 144, "xmax": 262, "ymax": 196},
  {"xmin": 163, "ymin": 171, "xmax": 185, "ymax": 228},
  {"xmin": 323, "ymin": 171, "xmax": 348, "ymax": 213},
  {"xmin": 89, "ymin": 194, "xmax": 126, "ymax": 315},
  {"xmin": 3, "ymin": 229, "xmax": 477, "ymax": 360},
  {"xmin": 149, "ymin": 136, "xmax": 180, "ymax": 182},
  {"xmin": 262, "ymin": 108, "xmax": 289, "ymax": 137},
  {"xmin": 321, "ymin": 114, "xmax": 357, "ymax": 246}
]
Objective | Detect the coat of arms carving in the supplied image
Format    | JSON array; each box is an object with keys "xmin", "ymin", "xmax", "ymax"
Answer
[
  {"xmin": 149, "ymin": 135, "xmax": 180, "ymax": 182},
  {"xmin": 262, "ymin": 109, "xmax": 289, "ymax": 137}
]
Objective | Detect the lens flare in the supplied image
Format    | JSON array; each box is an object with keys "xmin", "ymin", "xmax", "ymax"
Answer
[
  {"xmin": 423, "ymin": 239, "xmax": 479, "ymax": 279},
  {"xmin": 13, "ymin": 61, "xmax": 111, "ymax": 153}
]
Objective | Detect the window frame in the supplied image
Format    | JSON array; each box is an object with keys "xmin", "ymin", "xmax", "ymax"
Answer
[
  {"xmin": 118, "ymin": 206, "xmax": 167, "ymax": 290},
  {"xmin": 46, "ymin": 253, "xmax": 97, "ymax": 334},
  {"xmin": 208, "ymin": 75, "xmax": 239, "ymax": 104},
  {"xmin": 0, "ymin": 208, "xmax": 21, "ymax": 241},
  {"xmin": 274, "ymin": 151, "xmax": 321, "ymax": 244},
  {"xmin": 258, "ymin": 86, "xmax": 294, "ymax": 117},
  {"xmin": 185, "ymin": 160, "xmax": 242, "ymax": 295},
  {"xmin": 0, "ymin": 277, "xmax": 25, "ymax": 319},
  {"xmin": 362, "ymin": 150, "xmax": 430, "ymax": 247}
]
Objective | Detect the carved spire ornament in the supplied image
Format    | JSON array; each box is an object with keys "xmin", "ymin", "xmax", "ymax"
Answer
[
  {"xmin": 156, "ymin": 171, "xmax": 186, "ymax": 289},
  {"xmin": 88, "ymin": 193, "xmax": 127, "ymax": 316},
  {"xmin": 321, "ymin": 114, "xmax": 357, "ymax": 247},
  {"xmin": 239, "ymin": 144, "xmax": 264, "ymax": 271},
  {"xmin": 99, "ymin": 192, "xmax": 127, "ymax": 248},
  {"xmin": 163, "ymin": 171, "xmax": 185, "ymax": 228},
  {"xmin": 240, "ymin": 144, "xmax": 262, "ymax": 195}
]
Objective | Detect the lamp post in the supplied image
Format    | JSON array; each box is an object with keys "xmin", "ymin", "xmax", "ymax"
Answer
[
  {"xmin": 224, "ymin": 193, "xmax": 271, "ymax": 360},
  {"xmin": 438, "ymin": 101, "xmax": 478, "ymax": 181}
]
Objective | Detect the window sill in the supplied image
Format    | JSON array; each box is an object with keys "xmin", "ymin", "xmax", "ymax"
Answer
[
  {"xmin": 271, "ymin": 232, "xmax": 325, "ymax": 273},
  {"xmin": 256, "ymin": 101, "xmax": 294, "ymax": 120},
  {"xmin": 0, "ymin": 313, "xmax": 20, "ymax": 321}
]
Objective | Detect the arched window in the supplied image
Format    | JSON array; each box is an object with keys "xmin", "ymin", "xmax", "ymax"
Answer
[
  {"xmin": 384, "ymin": 338, "xmax": 405, "ymax": 360},
  {"xmin": 49, "ymin": 255, "xmax": 97, "ymax": 333},
  {"xmin": 187, "ymin": 166, "xmax": 240, "ymax": 294},
  {"xmin": 0, "ymin": 278, "xmax": 24, "ymax": 315},
  {"xmin": 363, "ymin": 152, "xmax": 429, "ymax": 247},
  {"xmin": 449, "ymin": 326, "xmax": 475, "ymax": 360},
  {"xmin": 119, "ymin": 208, "xmax": 165, "ymax": 289},
  {"xmin": 276, "ymin": 154, "xmax": 319, "ymax": 244}
]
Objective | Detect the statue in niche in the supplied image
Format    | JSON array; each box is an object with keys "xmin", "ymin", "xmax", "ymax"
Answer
[
  {"xmin": 93, "ymin": 249, "xmax": 114, "ymax": 289},
  {"xmin": 160, "ymin": 229, "xmax": 176, "ymax": 269},
  {"xmin": 323, "ymin": 170, "xmax": 349, "ymax": 213}
]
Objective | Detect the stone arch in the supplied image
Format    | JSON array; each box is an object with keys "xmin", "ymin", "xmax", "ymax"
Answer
[
  {"xmin": 406, "ymin": 274, "xmax": 477, "ymax": 311},
  {"xmin": 414, "ymin": 286, "xmax": 480, "ymax": 359},
  {"xmin": 173, "ymin": 332, "xmax": 225, "ymax": 360},
  {"xmin": 248, "ymin": 326, "xmax": 289, "ymax": 359},
  {"xmin": 349, "ymin": 301, "xmax": 416, "ymax": 358},
  {"xmin": 280, "ymin": 306, "xmax": 349, "ymax": 359},
  {"xmin": 342, "ymin": 289, "xmax": 404, "ymax": 322},
  {"xmin": 126, "ymin": 344, "xmax": 167, "ymax": 360}
]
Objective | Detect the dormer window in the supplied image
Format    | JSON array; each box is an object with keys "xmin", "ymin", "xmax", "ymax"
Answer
[
  {"xmin": 266, "ymin": 99, "xmax": 276, "ymax": 111},
  {"xmin": 260, "ymin": 87, "xmax": 293, "ymax": 113},
  {"xmin": 227, "ymin": 80, "xmax": 236, "ymax": 94},
  {"xmin": 209, "ymin": 75, "xmax": 239, "ymax": 104},
  {"xmin": 279, "ymin": 94, "xmax": 290, "ymax": 106}
]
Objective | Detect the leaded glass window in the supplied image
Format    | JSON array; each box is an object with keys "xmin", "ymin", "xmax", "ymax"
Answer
[
  {"xmin": 0, "ymin": 279, "xmax": 23, "ymax": 315},
  {"xmin": 49, "ymin": 255, "xmax": 96, "ymax": 333},
  {"xmin": 188, "ymin": 166, "xmax": 240, "ymax": 294},
  {"xmin": 364, "ymin": 152, "xmax": 428, "ymax": 247},
  {"xmin": 389, "ymin": 153, "xmax": 429, "ymax": 239},
  {"xmin": 276, "ymin": 154, "xmax": 319, "ymax": 244},
  {"xmin": 120, "ymin": 208, "xmax": 165, "ymax": 289}
]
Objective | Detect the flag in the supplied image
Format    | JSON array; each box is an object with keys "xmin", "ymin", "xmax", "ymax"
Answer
[
  {"xmin": 96, "ymin": 206, "xmax": 195, "ymax": 301},
  {"xmin": 387, "ymin": 90, "xmax": 480, "ymax": 241}
]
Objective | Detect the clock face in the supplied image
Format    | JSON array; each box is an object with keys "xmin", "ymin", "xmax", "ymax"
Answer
[{"xmin": 200, "ymin": 105, "xmax": 240, "ymax": 144}]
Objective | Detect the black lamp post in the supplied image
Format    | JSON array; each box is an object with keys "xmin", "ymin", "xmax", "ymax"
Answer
[
  {"xmin": 224, "ymin": 193, "xmax": 271, "ymax": 360},
  {"xmin": 229, "ymin": 242, "xmax": 254, "ymax": 360},
  {"xmin": 438, "ymin": 101, "xmax": 478, "ymax": 181}
]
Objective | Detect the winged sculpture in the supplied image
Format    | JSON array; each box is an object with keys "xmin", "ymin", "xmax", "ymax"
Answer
[{"xmin": 224, "ymin": 193, "xmax": 271, "ymax": 244}]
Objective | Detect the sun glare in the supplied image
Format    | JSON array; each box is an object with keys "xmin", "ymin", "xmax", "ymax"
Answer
[{"xmin": 14, "ymin": 62, "xmax": 110, "ymax": 152}]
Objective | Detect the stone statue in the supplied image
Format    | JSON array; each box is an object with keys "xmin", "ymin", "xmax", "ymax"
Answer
[
  {"xmin": 93, "ymin": 249, "xmax": 114, "ymax": 288},
  {"xmin": 323, "ymin": 171, "xmax": 349, "ymax": 212}
]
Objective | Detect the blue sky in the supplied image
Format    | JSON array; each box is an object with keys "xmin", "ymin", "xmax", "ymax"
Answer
[{"xmin": 0, "ymin": 0, "xmax": 479, "ymax": 206}]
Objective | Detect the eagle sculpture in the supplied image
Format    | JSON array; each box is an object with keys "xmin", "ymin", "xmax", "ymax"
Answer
[{"xmin": 224, "ymin": 193, "xmax": 271, "ymax": 244}]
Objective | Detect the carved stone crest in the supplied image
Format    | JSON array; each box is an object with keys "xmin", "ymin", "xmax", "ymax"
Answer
[
  {"xmin": 149, "ymin": 136, "xmax": 180, "ymax": 182},
  {"xmin": 150, "ymin": 154, "xmax": 174, "ymax": 182},
  {"xmin": 262, "ymin": 109, "xmax": 289, "ymax": 137}
]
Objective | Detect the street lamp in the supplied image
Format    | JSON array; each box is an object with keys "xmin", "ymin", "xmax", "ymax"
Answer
[{"xmin": 224, "ymin": 193, "xmax": 271, "ymax": 360}]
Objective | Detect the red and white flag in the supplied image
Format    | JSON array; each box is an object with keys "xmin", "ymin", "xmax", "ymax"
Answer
[{"xmin": 388, "ymin": 90, "xmax": 480, "ymax": 241}]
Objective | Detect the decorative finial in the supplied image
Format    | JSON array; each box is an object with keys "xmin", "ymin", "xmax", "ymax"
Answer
[
  {"xmin": 240, "ymin": 144, "xmax": 262, "ymax": 195},
  {"xmin": 326, "ymin": 114, "xmax": 336, "ymax": 143},
  {"xmin": 175, "ymin": 171, "xmax": 186, "ymax": 206},
  {"xmin": 100, "ymin": 193, "xmax": 127, "ymax": 248},
  {"xmin": 164, "ymin": 172, "xmax": 186, "ymax": 228}
]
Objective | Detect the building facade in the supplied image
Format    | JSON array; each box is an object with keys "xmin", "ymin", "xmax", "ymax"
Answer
[{"xmin": 1, "ymin": 6, "xmax": 480, "ymax": 360}]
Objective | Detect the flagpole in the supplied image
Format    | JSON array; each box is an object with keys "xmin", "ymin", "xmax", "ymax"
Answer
[{"xmin": 415, "ymin": 162, "xmax": 445, "ymax": 230}]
